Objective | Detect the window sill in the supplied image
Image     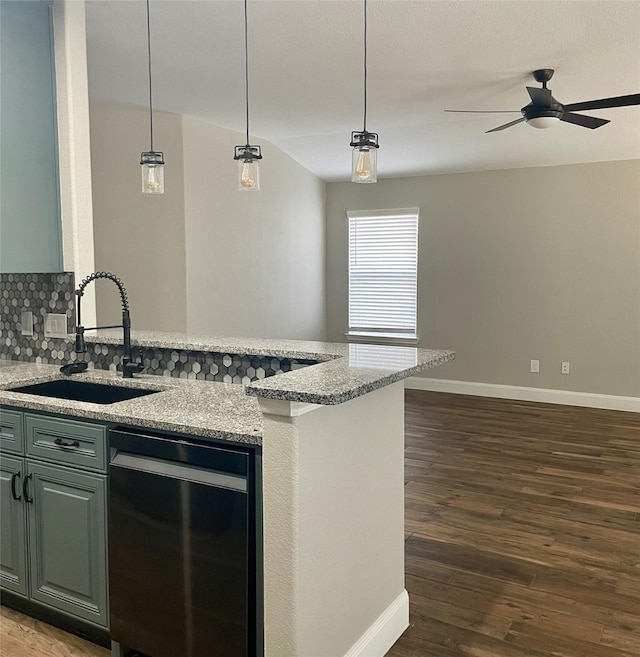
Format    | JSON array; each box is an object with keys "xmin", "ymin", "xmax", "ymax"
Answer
[{"xmin": 345, "ymin": 332, "xmax": 419, "ymax": 347}]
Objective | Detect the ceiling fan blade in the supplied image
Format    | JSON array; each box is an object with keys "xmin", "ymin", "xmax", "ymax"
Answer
[
  {"xmin": 560, "ymin": 112, "xmax": 610, "ymax": 129},
  {"xmin": 527, "ymin": 87, "xmax": 552, "ymax": 107},
  {"xmin": 486, "ymin": 117, "xmax": 526, "ymax": 133},
  {"xmin": 444, "ymin": 110, "xmax": 520, "ymax": 114},
  {"xmin": 564, "ymin": 93, "xmax": 640, "ymax": 112}
]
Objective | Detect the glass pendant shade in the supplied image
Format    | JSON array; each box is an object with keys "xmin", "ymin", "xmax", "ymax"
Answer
[
  {"xmin": 352, "ymin": 146, "xmax": 377, "ymax": 183},
  {"xmin": 140, "ymin": 151, "xmax": 165, "ymax": 194},
  {"xmin": 234, "ymin": 145, "xmax": 262, "ymax": 192},
  {"xmin": 350, "ymin": 131, "xmax": 379, "ymax": 183},
  {"xmin": 238, "ymin": 159, "xmax": 260, "ymax": 191}
]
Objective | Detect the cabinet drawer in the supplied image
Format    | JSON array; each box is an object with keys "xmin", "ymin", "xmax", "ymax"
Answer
[
  {"xmin": 0, "ymin": 409, "xmax": 24, "ymax": 454},
  {"xmin": 25, "ymin": 414, "xmax": 107, "ymax": 473}
]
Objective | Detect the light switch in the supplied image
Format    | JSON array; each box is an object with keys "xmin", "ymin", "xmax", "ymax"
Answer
[
  {"xmin": 21, "ymin": 311, "xmax": 33, "ymax": 336},
  {"xmin": 44, "ymin": 313, "xmax": 68, "ymax": 339}
]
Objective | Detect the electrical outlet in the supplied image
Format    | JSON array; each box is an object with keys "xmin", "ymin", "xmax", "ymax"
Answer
[
  {"xmin": 20, "ymin": 311, "xmax": 33, "ymax": 337},
  {"xmin": 530, "ymin": 359, "xmax": 540, "ymax": 373},
  {"xmin": 44, "ymin": 313, "xmax": 68, "ymax": 339},
  {"xmin": 561, "ymin": 361, "xmax": 570, "ymax": 375}
]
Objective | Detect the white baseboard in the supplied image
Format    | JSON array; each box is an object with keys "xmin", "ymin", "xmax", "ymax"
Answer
[
  {"xmin": 343, "ymin": 590, "xmax": 409, "ymax": 657},
  {"xmin": 406, "ymin": 377, "xmax": 640, "ymax": 413}
]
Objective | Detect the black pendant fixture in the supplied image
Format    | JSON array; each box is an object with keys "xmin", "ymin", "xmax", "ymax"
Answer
[
  {"xmin": 350, "ymin": 0, "xmax": 378, "ymax": 183},
  {"xmin": 140, "ymin": 0, "xmax": 164, "ymax": 194},
  {"xmin": 234, "ymin": 0, "xmax": 262, "ymax": 192}
]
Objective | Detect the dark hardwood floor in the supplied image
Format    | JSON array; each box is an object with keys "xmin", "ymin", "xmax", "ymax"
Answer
[
  {"xmin": 2, "ymin": 390, "xmax": 639, "ymax": 656},
  {"xmin": 388, "ymin": 390, "xmax": 640, "ymax": 657}
]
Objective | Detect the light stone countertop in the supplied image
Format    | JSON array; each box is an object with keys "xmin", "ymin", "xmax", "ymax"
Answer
[
  {"xmin": 84, "ymin": 330, "xmax": 455, "ymax": 404},
  {"xmin": 0, "ymin": 335, "xmax": 454, "ymax": 443},
  {"xmin": 0, "ymin": 363, "xmax": 263, "ymax": 445},
  {"xmin": 84, "ymin": 330, "xmax": 343, "ymax": 361}
]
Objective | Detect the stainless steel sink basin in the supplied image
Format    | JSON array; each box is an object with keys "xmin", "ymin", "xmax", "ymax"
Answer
[{"xmin": 7, "ymin": 379, "xmax": 159, "ymax": 405}]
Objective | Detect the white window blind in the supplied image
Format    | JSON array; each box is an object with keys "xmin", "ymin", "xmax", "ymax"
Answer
[{"xmin": 348, "ymin": 209, "xmax": 419, "ymax": 340}]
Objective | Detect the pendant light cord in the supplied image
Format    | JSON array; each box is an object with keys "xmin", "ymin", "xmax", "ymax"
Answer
[
  {"xmin": 244, "ymin": 0, "xmax": 250, "ymax": 146},
  {"xmin": 146, "ymin": 0, "xmax": 154, "ymax": 152},
  {"xmin": 363, "ymin": 0, "xmax": 367, "ymax": 132}
]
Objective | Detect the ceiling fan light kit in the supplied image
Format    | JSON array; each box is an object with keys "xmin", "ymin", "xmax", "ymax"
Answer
[
  {"xmin": 446, "ymin": 68, "xmax": 639, "ymax": 134},
  {"xmin": 526, "ymin": 116, "xmax": 560, "ymax": 129}
]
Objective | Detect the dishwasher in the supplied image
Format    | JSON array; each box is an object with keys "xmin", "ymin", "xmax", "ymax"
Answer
[{"xmin": 108, "ymin": 427, "xmax": 259, "ymax": 657}]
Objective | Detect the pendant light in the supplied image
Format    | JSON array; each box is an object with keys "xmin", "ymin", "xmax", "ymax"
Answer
[
  {"xmin": 140, "ymin": 0, "xmax": 164, "ymax": 194},
  {"xmin": 234, "ymin": 0, "xmax": 262, "ymax": 191},
  {"xmin": 350, "ymin": 0, "xmax": 378, "ymax": 183}
]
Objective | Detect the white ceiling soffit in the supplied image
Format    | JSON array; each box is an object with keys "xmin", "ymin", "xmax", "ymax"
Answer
[{"xmin": 85, "ymin": 0, "xmax": 640, "ymax": 182}]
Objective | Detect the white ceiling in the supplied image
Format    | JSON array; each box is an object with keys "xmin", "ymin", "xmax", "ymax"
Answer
[{"xmin": 85, "ymin": 0, "xmax": 640, "ymax": 182}]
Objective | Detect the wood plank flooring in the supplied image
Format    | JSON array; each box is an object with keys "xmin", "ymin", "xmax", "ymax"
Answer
[
  {"xmin": 0, "ymin": 605, "xmax": 109, "ymax": 657},
  {"xmin": 2, "ymin": 390, "xmax": 639, "ymax": 656},
  {"xmin": 388, "ymin": 390, "xmax": 640, "ymax": 657}
]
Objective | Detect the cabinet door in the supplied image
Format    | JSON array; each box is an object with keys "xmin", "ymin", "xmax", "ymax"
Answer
[
  {"xmin": 0, "ymin": 454, "xmax": 28, "ymax": 596},
  {"xmin": 27, "ymin": 461, "xmax": 108, "ymax": 627}
]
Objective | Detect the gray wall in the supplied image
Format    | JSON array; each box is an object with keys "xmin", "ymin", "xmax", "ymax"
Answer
[
  {"xmin": 89, "ymin": 101, "xmax": 187, "ymax": 332},
  {"xmin": 0, "ymin": 1, "xmax": 62, "ymax": 273},
  {"xmin": 88, "ymin": 102, "xmax": 327, "ymax": 341},
  {"xmin": 183, "ymin": 116, "xmax": 326, "ymax": 341},
  {"xmin": 326, "ymin": 160, "xmax": 640, "ymax": 397}
]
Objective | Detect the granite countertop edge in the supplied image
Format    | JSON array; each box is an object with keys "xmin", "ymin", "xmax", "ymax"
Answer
[{"xmin": 245, "ymin": 351, "xmax": 455, "ymax": 404}]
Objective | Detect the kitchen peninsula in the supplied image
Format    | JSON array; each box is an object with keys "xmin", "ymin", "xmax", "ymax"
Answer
[{"xmin": 0, "ymin": 331, "xmax": 454, "ymax": 657}]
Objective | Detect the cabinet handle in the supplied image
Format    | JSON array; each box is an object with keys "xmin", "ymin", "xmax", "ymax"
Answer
[
  {"xmin": 54, "ymin": 437, "xmax": 80, "ymax": 448},
  {"xmin": 23, "ymin": 474, "xmax": 33, "ymax": 504},
  {"xmin": 11, "ymin": 471, "xmax": 22, "ymax": 501}
]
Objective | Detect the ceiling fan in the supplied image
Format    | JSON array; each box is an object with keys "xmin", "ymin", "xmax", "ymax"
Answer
[{"xmin": 445, "ymin": 69, "xmax": 640, "ymax": 133}]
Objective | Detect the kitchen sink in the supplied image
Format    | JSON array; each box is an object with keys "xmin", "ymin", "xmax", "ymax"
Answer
[{"xmin": 7, "ymin": 379, "xmax": 159, "ymax": 405}]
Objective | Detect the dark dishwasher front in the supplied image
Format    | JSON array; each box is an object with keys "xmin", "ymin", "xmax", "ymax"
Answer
[{"xmin": 108, "ymin": 427, "xmax": 256, "ymax": 657}]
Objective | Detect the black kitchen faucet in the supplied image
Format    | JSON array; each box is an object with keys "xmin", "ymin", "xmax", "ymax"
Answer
[{"xmin": 74, "ymin": 272, "xmax": 144, "ymax": 378}]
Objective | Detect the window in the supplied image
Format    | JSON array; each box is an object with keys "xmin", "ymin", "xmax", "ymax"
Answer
[{"xmin": 347, "ymin": 208, "xmax": 419, "ymax": 343}]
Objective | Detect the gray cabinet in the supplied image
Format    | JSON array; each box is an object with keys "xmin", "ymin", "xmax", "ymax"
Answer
[
  {"xmin": 1, "ymin": 408, "xmax": 24, "ymax": 454},
  {"xmin": 0, "ymin": 454, "xmax": 28, "ymax": 597},
  {"xmin": 0, "ymin": 409, "xmax": 108, "ymax": 629},
  {"xmin": 27, "ymin": 461, "xmax": 108, "ymax": 627}
]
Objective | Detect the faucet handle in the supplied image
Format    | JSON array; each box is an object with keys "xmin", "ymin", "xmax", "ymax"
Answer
[
  {"xmin": 132, "ymin": 347, "xmax": 144, "ymax": 365},
  {"xmin": 122, "ymin": 349, "xmax": 144, "ymax": 377},
  {"xmin": 122, "ymin": 356, "xmax": 144, "ymax": 378}
]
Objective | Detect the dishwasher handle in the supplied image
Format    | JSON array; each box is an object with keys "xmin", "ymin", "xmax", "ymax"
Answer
[
  {"xmin": 109, "ymin": 427, "xmax": 249, "ymax": 477},
  {"xmin": 110, "ymin": 451, "xmax": 247, "ymax": 493}
]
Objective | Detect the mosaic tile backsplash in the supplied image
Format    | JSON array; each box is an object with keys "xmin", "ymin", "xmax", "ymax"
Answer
[
  {"xmin": 0, "ymin": 272, "xmax": 315, "ymax": 383},
  {"xmin": 1, "ymin": 272, "xmax": 76, "ymax": 362},
  {"xmin": 87, "ymin": 343, "xmax": 314, "ymax": 384}
]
